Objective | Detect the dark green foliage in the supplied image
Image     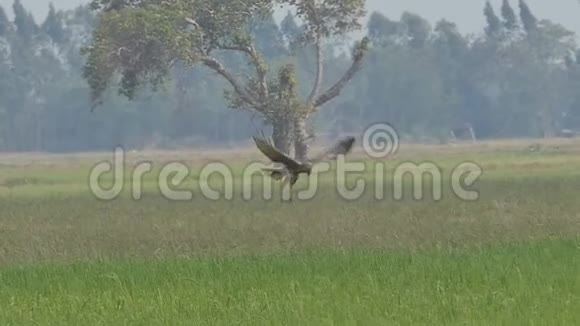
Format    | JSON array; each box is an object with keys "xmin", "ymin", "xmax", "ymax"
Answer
[
  {"xmin": 501, "ymin": 0, "xmax": 518, "ymax": 31},
  {"xmin": 288, "ymin": 0, "xmax": 366, "ymax": 40},
  {"xmin": 434, "ymin": 20, "xmax": 466, "ymax": 58},
  {"xmin": 484, "ymin": 1, "xmax": 502, "ymax": 37},
  {"xmin": 2, "ymin": 1, "xmax": 580, "ymax": 152},
  {"xmin": 83, "ymin": 0, "xmax": 272, "ymax": 104},
  {"xmin": 400, "ymin": 12, "xmax": 432, "ymax": 48},
  {"xmin": 367, "ymin": 12, "xmax": 400, "ymax": 45},
  {"xmin": 0, "ymin": 5, "xmax": 11, "ymax": 36},
  {"xmin": 94, "ymin": 5, "xmax": 227, "ymax": 104},
  {"xmin": 42, "ymin": 3, "xmax": 67, "ymax": 43},
  {"xmin": 12, "ymin": 0, "xmax": 38, "ymax": 40},
  {"xmin": 519, "ymin": 0, "xmax": 538, "ymax": 33}
]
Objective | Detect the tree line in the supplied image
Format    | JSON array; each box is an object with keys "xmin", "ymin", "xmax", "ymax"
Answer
[{"xmin": 0, "ymin": 0, "xmax": 579, "ymax": 153}]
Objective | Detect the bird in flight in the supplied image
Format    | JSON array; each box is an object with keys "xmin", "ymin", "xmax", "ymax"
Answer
[{"xmin": 253, "ymin": 133, "xmax": 356, "ymax": 201}]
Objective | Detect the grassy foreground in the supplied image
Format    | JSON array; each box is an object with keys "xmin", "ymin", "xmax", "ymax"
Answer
[
  {"xmin": 1, "ymin": 139, "xmax": 580, "ymax": 324},
  {"xmin": 1, "ymin": 241, "xmax": 580, "ymax": 325}
]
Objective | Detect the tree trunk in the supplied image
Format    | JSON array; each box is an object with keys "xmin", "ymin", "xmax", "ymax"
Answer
[
  {"xmin": 272, "ymin": 117, "xmax": 292, "ymax": 155},
  {"xmin": 294, "ymin": 114, "xmax": 310, "ymax": 162}
]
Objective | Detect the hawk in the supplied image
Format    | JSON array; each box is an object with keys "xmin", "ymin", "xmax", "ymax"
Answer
[{"xmin": 253, "ymin": 133, "xmax": 356, "ymax": 201}]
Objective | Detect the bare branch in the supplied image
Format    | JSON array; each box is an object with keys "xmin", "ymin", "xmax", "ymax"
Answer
[
  {"xmin": 307, "ymin": 31, "xmax": 323, "ymax": 104},
  {"xmin": 313, "ymin": 37, "xmax": 369, "ymax": 109},
  {"xmin": 201, "ymin": 56, "xmax": 263, "ymax": 110},
  {"xmin": 218, "ymin": 43, "xmax": 269, "ymax": 101},
  {"xmin": 184, "ymin": 17, "xmax": 200, "ymax": 29}
]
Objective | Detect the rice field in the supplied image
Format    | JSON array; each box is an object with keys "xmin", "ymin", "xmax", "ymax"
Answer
[{"xmin": 1, "ymin": 139, "xmax": 580, "ymax": 324}]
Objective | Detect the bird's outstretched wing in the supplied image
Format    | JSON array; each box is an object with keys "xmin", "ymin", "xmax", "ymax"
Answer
[
  {"xmin": 253, "ymin": 134, "xmax": 301, "ymax": 170},
  {"xmin": 310, "ymin": 136, "xmax": 356, "ymax": 163}
]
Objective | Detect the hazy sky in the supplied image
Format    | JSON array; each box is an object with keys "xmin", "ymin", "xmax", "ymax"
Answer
[{"xmin": 1, "ymin": 0, "xmax": 580, "ymax": 35}]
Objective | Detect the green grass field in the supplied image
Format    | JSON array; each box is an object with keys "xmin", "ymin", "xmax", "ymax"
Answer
[{"xmin": 1, "ymin": 139, "xmax": 580, "ymax": 324}]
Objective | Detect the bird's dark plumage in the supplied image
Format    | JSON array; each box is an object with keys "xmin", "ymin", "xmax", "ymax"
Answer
[
  {"xmin": 252, "ymin": 136, "xmax": 302, "ymax": 171},
  {"xmin": 253, "ymin": 134, "xmax": 356, "ymax": 201},
  {"xmin": 311, "ymin": 136, "xmax": 356, "ymax": 162}
]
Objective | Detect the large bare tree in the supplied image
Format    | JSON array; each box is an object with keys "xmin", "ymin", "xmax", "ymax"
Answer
[{"xmin": 84, "ymin": 0, "xmax": 369, "ymax": 160}]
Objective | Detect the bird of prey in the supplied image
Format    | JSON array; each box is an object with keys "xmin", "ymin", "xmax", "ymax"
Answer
[{"xmin": 253, "ymin": 133, "xmax": 356, "ymax": 201}]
